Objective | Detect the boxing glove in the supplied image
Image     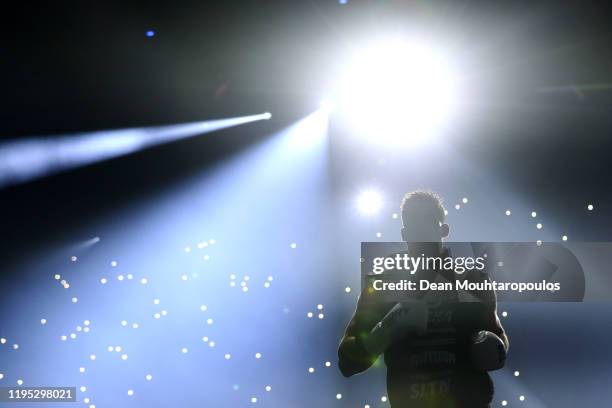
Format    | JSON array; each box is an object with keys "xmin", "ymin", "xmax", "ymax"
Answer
[{"xmin": 470, "ymin": 330, "xmax": 507, "ymax": 371}]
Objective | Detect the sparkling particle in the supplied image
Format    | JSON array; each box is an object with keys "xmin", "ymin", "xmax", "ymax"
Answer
[
  {"xmin": 111, "ymin": 261, "xmax": 118, "ymax": 267},
  {"xmin": 121, "ymin": 320, "xmax": 128, "ymax": 327},
  {"xmin": 181, "ymin": 347, "xmax": 188, "ymax": 354},
  {"xmin": 121, "ymin": 354, "xmax": 128, "ymax": 360},
  {"xmin": 84, "ymin": 320, "xmax": 90, "ymax": 326},
  {"xmin": 146, "ymin": 30, "xmax": 155, "ymax": 37},
  {"xmin": 209, "ymin": 341, "xmax": 216, "ymax": 348},
  {"xmin": 264, "ymin": 282, "xmax": 270, "ymax": 288},
  {"xmin": 536, "ymin": 223, "xmax": 543, "ymax": 230},
  {"xmin": 209, "ymin": 239, "xmax": 216, "ymax": 245},
  {"xmin": 455, "ymin": 204, "xmax": 460, "ymax": 210},
  {"xmin": 202, "ymin": 337, "xmax": 209, "ymax": 342},
  {"xmin": 345, "ymin": 286, "xmax": 351, "ymax": 293},
  {"xmin": 502, "ymin": 311, "xmax": 508, "ymax": 317},
  {"xmin": 230, "ymin": 274, "xmax": 236, "ymax": 280},
  {"xmin": 181, "ymin": 274, "xmax": 188, "ymax": 281},
  {"xmin": 154, "ymin": 313, "xmax": 161, "ymax": 319},
  {"xmin": 54, "ymin": 274, "xmax": 61, "ymax": 280},
  {"xmin": 132, "ymin": 323, "xmax": 139, "ymax": 329},
  {"xmin": 90, "ymin": 354, "xmax": 96, "ymax": 361},
  {"xmin": 61, "ymin": 335, "xmax": 67, "ymax": 341},
  {"xmin": 127, "ymin": 389, "xmax": 134, "ymax": 396},
  {"xmin": 230, "ymin": 281, "xmax": 236, "ymax": 287},
  {"xmin": 17, "ymin": 379, "xmax": 23, "ymax": 385},
  {"xmin": 587, "ymin": 204, "xmax": 594, "ymax": 211},
  {"xmin": 336, "ymin": 393, "xmax": 342, "ymax": 400},
  {"xmin": 76, "ymin": 326, "xmax": 82, "ymax": 332},
  {"xmin": 290, "ymin": 243, "xmax": 297, "ymax": 249},
  {"xmin": 107, "ymin": 346, "xmax": 114, "ymax": 352},
  {"xmin": 203, "ymin": 255, "xmax": 210, "ymax": 261},
  {"xmin": 519, "ymin": 395, "xmax": 525, "ymax": 401},
  {"xmin": 115, "ymin": 346, "xmax": 122, "ymax": 352},
  {"xmin": 307, "ymin": 312, "xmax": 313, "ymax": 318},
  {"xmin": 13, "ymin": 344, "xmax": 19, "ymax": 350},
  {"xmin": 70, "ymin": 333, "xmax": 77, "ymax": 339},
  {"xmin": 127, "ymin": 274, "xmax": 133, "ymax": 280},
  {"xmin": 79, "ymin": 367, "xmax": 86, "ymax": 373},
  {"xmin": 80, "ymin": 386, "xmax": 86, "ymax": 392},
  {"xmin": 381, "ymin": 396, "xmax": 388, "ymax": 402},
  {"xmin": 318, "ymin": 313, "xmax": 324, "ymax": 319},
  {"xmin": 140, "ymin": 278, "xmax": 148, "ymax": 285},
  {"xmin": 501, "ymin": 401, "xmax": 507, "ymax": 406},
  {"xmin": 100, "ymin": 278, "xmax": 108, "ymax": 284},
  {"xmin": 71, "ymin": 256, "xmax": 78, "ymax": 262},
  {"xmin": 118, "ymin": 275, "xmax": 124, "ymax": 281},
  {"xmin": 72, "ymin": 297, "xmax": 78, "ymax": 303},
  {"xmin": 242, "ymin": 287, "xmax": 249, "ymax": 292},
  {"xmin": 41, "ymin": 318, "xmax": 47, "ymax": 325},
  {"xmin": 265, "ymin": 385, "xmax": 271, "ymax": 392},
  {"xmin": 514, "ymin": 370, "xmax": 520, "ymax": 377},
  {"xmin": 308, "ymin": 367, "xmax": 315, "ymax": 373},
  {"xmin": 562, "ymin": 235, "xmax": 568, "ymax": 241},
  {"xmin": 317, "ymin": 304, "xmax": 323, "ymax": 310},
  {"xmin": 255, "ymin": 352, "xmax": 262, "ymax": 359},
  {"xmin": 200, "ymin": 305, "xmax": 208, "ymax": 312},
  {"xmin": 505, "ymin": 210, "xmax": 511, "ymax": 216},
  {"xmin": 154, "ymin": 299, "xmax": 160, "ymax": 305},
  {"xmin": 444, "ymin": 209, "xmax": 449, "ymax": 216},
  {"xmin": 376, "ymin": 232, "xmax": 382, "ymax": 238},
  {"xmin": 84, "ymin": 398, "xmax": 90, "ymax": 404},
  {"xmin": 531, "ymin": 211, "xmax": 537, "ymax": 218},
  {"xmin": 0, "ymin": 338, "xmax": 5, "ymax": 344},
  {"xmin": 146, "ymin": 374, "xmax": 152, "ymax": 381},
  {"xmin": 184, "ymin": 247, "xmax": 191, "ymax": 252},
  {"xmin": 536, "ymin": 240, "xmax": 543, "ymax": 246},
  {"xmin": 251, "ymin": 397, "xmax": 258, "ymax": 403},
  {"xmin": 462, "ymin": 197, "xmax": 468, "ymax": 204},
  {"xmin": 392, "ymin": 213, "xmax": 398, "ymax": 219},
  {"xmin": 224, "ymin": 353, "xmax": 231, "ymax": 360},
  {"xmin": 207, "ymin": 318, "xmax": 214, "ymax": 325},
  {"xmin": 325, "ymin": 361, "xmax": 331, "ymax": 367}
]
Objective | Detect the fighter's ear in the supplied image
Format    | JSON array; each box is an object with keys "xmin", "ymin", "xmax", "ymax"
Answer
[
  {"xmin": 440, "ymin": 223, "xmax": 450, "ymax": 238},
  {"xmin": 401, "ymin": 226, "xmax": 409, "ymax": 241}
]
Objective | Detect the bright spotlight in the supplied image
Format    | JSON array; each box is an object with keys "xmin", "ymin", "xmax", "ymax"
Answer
[
  {"xmin": 0, "ymin": 112, "xmax": 271, "ymax": 189},
  {"xmin": 319, "ymin": 98, "xmax": 336, "ymax": 113},
  {"xmin": 336, "ymin": 38, "xmax": 459, "ymax": 146},
  {"xmin": 357, "ymin": 190, "xmax": 383, "ymax": 215}
]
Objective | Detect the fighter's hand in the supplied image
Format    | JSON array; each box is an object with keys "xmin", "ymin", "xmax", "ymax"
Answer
[{"xmin": 362, "ymin": 301, "xmax": 428, "ymax": 355}]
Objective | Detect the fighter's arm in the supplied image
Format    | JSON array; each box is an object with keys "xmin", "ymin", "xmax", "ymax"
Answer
[
  {"xmin": 338, "ymin": 290, "xmax": 391, "ymax": 377},
  {"xmin": 466, "ymin": 272, "xmax": 509, "ymax": 371},
  {"xmin": 478, "ymin": 278, "xmax": 509, "ymax": 351}
]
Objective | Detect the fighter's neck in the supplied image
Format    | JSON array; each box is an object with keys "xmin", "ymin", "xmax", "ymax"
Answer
[{"xmin": 406, "ymin": 242, "xmax": 444, "ymax": 257}]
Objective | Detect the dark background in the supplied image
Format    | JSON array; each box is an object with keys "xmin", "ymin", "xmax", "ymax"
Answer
[{"xmin": 2, "ymin": 0, "xmax": 612, "ymax": 264}]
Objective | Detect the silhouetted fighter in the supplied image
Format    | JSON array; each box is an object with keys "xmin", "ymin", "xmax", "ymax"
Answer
[{"xmin": 339, "ymin": 191, "xmax": 509, "ymax": 408}]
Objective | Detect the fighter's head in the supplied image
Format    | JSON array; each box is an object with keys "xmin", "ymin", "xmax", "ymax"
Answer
[{"xmin": 400, "ymin": 190, "xmax": 449, "ymax": 242}]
